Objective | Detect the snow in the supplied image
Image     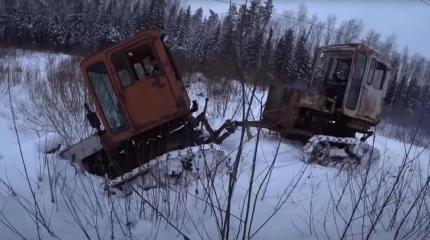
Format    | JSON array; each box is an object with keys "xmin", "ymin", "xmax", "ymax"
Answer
[{"xmin": 0, "ymin": 51, "xmax": 429, "ymax": 240}]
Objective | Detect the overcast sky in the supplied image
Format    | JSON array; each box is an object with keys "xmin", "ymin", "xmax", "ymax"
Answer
[{"xmin": 183, "ymin": 0, "xmax": 430, "ymax": 58}]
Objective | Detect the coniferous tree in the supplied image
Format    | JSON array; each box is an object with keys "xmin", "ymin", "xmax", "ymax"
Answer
[
  {"xmin": 186, "ymin": 7, "xmax": 205, "ymax": 61},
  {"xmin": 420, "ymin": 85, "xmax": 430, "ymax": 114},
  {"xmin": 67, "ymin": 1, "xmax": 85, "ymax": 49},
  {"xmin": 204, "ymin": 10, "xmax": 221, "ymax": 63},
  {"xmin": 48, "ymin": 13, "xmax": 67, "ymax": 48},
  {"xmin": 1, "ymin": 0, "xmax": 18, "ymax": 42},
  {"xmin": 258, "ymin": 27, "xmax": 274, "ymax": 83},
  {"xmin": 166, "ymin": 3, "xmax": 178, "ymax": 36},
  {"xmin": 148, "ymin": 0, "xmax": 166, "ymax": 29},
  {"xmin": 14, "ymin": 1, "xmax": 32, "ymax": 45},
  {"xmin": 188, "ymin": 20, "xmax": 206, "ymax": 61},
  {"xmin": 393, "ymin": 75, "xmax": 408, "ymax": 108},
  {"xmin": 273, "ymin": 28, "xmax": 295, "ymax": 81},
  {"xmin": 122, "ymin": 3, "xmax": 139, "ymax": 38},
  {"xmin": 399, "ymin": 47, "xmax": 410, "ymax": 80},
  {"xmin": 220, "ymin": 4, "xmax": 238, "ymax": 65},
  {"xmin": 385, "ymin": 54, "xmax": 400, "ymax": 106},
  {"xmin": 273, "ymin": 36, "xmax": 286, "ymax": 77},
  {"xmin": 294, "ymin": 34, "xmax": 312, "ymax": 84},
  {"xmin": 261, "ymin": 28, "xmax": 273, "ymax": 70},
  {"xmin": 406, "ymin": 77, "xmax": 421, "ymax": 113},
  {"xmin": 175, "ymin": 6, "xmax": 191, "ymax": 48}
]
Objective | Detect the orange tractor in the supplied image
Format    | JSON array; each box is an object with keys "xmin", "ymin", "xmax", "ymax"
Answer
[
  {"xmin": 60, "ymin": 29, "xmax": 390, "ymax": 186},
  {"xmin": 60, "ymin": 29, "xmax": 235, "ymax": 186}
]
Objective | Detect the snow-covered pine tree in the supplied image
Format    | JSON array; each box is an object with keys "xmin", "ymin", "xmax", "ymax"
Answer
[
  {"xmin": 188, "ymin": 18, "xmax": 206, "ymax": 61},
  {"xmin": 66, "ymin": 1, "xmax": 86, "ymax": 50},
  {"xmin": 261, "ymin": 28, "xmax": 273, "ymax": 71},
  {"xmin": 220, "ymin": 4, "xmax": 238, "ymax": 65},
  {"xmin": 1, "ymin": 0, "xmax": 18, "ymax": 43},
  {"xmin": 28, "ymin": 0, "xmax": 48, "ymax": 46},
  {"xmin": 399, "ymin": 47, "xmax": 411, "ymax": 80},
  {"xmin": 14, "ymin": 0, "xmax": 32, "ymax": 46},
  {"xmin": 134, "ymin": 1, "xmax": 149, "ymax": 32},
  {"xmin": 165, "ymin": 3, "xmax": 178, "ymax": 36},
  {"xmin": 245, "ymin": 0, "xmax": 272, "ymax": 73},
  {"xmin": 419, "ymin": 84, "xmax": 430, "ymax": 114},
  {"xmin": 273, "ymin": 28, "xmax": 295, "ymax": 81},
  {"xmin": 405, "ymin": 77, "xmax": 421, "ymax": 113},
  {"xmin": 262, "ymin": 0, "xmax": 273, "ymax": 25},
  {"xmin": 148, "ymin": 0, "xmax": 166, "ymax": 29},
  {"xmin": 257, "ymin": 27, "xmax": 274, "ymax": 84},
  {"xmin": 174, "ymin": 6, "xmax": 191, "ymax": 49},
  {"xmin": 121, "ymin": 2, "xmax": 139, "ymax": 38},
  {"xmin": 186, "ymin": 7, "xmax": 204, "ymax": 61},
  {"xmin": 244, "ymin": 31, "xmax": 264, "ymax": 72},
  {"xmin": 116, "ymin": 1, "xmax": 133, "ymax": 38},
  {"xmin": 273, "ymin": 35, "xmax": 286, "ymax": 77},
  {"xmin": 235, "ymin": 3, "xmax": 252, "ymax": 67},
  {"xmin": 385, "ymin": 54, "xmax": 401, "ymax": 106},
  {"xmin": 393, "ymin": 75, "xmax": 408, "ymax": 109},
  {"xmin": 405, "ymin": 56, "xmax": 426, "ymax": 113},
  {"xmin": 294, "ymin": 34, "xmax": 312, "ymax": 84},
  {"xmin": 93, "ymin": 0, "xmax": 121, "ymax": 49},
  {"xmin": 204, "ymin": 10, "xmax": 221, "ymax": 63}
]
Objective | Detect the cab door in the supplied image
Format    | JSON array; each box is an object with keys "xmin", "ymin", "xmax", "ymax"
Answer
[
  {"xmin": 357, "ymin": 58, "xmax": 388, "ymax": 122},
  {"xmin": 345, "ymin": 51, "xmax": 368, "ymax": 113}
]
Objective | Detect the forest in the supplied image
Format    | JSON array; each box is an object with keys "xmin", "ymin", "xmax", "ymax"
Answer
[{"xmin": 0, "ymin": 0, "xmax": 429, "ymax": 129}]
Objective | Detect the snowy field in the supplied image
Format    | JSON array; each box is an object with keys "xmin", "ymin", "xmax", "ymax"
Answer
[{"xmin": 0, "ymin": 51, "xmax": 429, "ymax": 240}]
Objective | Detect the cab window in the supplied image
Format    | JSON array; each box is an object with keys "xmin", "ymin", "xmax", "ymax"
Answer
[
  {"xmin": 371, "ymin": 62, "xmax": 387, "ymax": 90},
  {"xmin": 87, "ymin": 62, "xmax": 128, "ymax": 133},
  {"xmin": 111, "ymin": 43, "xmax": 162, "ymax": 87},
  {"xmin": 346, "ymin": 52, "xmax": 367, "ymax": 110},
  {"xmin": 366, "ymin": 59, "xmax": 377, "ymax": 85}
]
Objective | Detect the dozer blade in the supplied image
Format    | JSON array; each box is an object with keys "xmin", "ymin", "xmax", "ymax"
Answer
[
  {"xmin": 303, "ymin": 135, "xmax": 380, "ymax": 169},
  {"xmin": 106, "ymin": 144, "xmax": 226, "ymax": 192},
  {"xmin": 59, "ymin": 134, "xmax": 103, "ymax": 164}
]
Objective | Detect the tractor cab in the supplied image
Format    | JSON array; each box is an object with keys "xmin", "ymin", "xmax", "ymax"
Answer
[
  {"xmin": 262, "ymin": 44, "xmax": 390, "ymax": 139},
  {"xmin": 310, "ymin": 44, "xmax": 390, "ymax": 124},
  {"xmin": 62, "ymin": 29, "xmax": 233, "ymax": 179},
  {"xmin": 80, "ymin": 29, "xmax": 191, "ymax": 149}
]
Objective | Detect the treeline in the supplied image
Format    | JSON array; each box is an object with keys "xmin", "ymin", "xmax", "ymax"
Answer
[{"xmin": 0, "ymin": 0, "xmax": 429, "ymax": 122}]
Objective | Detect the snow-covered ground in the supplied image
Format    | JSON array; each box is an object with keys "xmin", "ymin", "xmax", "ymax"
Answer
[{"xmin": 0, "ymin": 51, "xmax": 429, "ymax": 240}]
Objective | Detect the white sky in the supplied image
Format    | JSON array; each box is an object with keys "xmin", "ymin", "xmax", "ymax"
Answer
[{"xmin": 183, "ymin": 0, "xmax": 430, "ymax": 58}]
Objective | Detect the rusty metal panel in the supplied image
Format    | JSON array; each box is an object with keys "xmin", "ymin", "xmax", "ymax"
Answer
[
  {"xmin": 299, "ymin": 93, "xmax": 335, "ymax": 113},
  {"xmin": 263, "ymin": 85, "xmax": 298, "ymax": 130},
  {"xmin": 263, "ymin": 85, "xmax": 335, "ymax": 132}
]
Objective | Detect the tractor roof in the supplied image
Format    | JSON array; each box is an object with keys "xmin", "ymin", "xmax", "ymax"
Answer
[
  {"xmin": 81, "ymin": 28, "xmax": 162, "ymax": 69},
  {"xmin": 321, "ymin": 43, "xmax": 391, "ymax": 69}
]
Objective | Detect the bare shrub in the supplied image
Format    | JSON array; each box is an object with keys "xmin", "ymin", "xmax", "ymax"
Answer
[
  {"xmin": 15, "ymin": 55, "xmax": 92, "ymax": 144},
  {"xmin": 377, "ymin": 120, "xmax": 429, "ymax": 147}
]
